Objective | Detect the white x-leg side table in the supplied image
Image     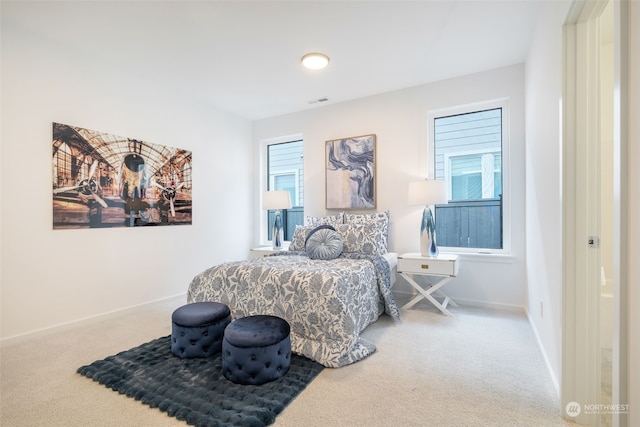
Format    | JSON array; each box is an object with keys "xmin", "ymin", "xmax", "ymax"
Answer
[{"xmin": 397, "ymin": 253, "xmax": 460, "ymax": 316}]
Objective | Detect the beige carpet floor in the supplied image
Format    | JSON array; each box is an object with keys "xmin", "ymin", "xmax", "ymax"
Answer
[{"xmin": 0, "ymin": 296, "xmax": 579, "ymax": 426}]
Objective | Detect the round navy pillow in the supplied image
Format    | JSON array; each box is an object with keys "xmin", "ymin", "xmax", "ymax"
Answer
[{"xmin": 305, "ymin": 227, "xmax": 343, "ymax": 260}]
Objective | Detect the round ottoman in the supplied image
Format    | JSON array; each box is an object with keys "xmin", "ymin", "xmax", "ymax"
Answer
[
  {"xmin": 171, "ymin": 302, "xmax": 231, "ymax": 359},
  {"xmin": 222, "ymin": 315, "xmax": 291, "ymax": 385}
]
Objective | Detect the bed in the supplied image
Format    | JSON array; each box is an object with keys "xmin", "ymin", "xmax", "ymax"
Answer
[{"xmin": 187, "ymin": 212, "xmax": 400, "ymax": 367}]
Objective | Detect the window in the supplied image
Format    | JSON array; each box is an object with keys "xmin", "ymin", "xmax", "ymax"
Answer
[
  {"xmin": 266, "ymin": 139, "xmax": 304, "ymax": 241},
  {"xmin": 429, "ymin": 101, "xmax": 508, "ymax": 252}
]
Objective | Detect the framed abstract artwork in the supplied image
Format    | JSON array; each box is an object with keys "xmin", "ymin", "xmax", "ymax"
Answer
[
  {"xmin": 52, "ymin": 122, "xmax": 192, "ymax": 229},
  {"xmin": 325, "ymin": 134, "xmax": 376, "ymax": 209}
]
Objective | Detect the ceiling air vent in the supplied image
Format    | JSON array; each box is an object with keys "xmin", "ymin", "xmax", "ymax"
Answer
[{"xmin": 308, "ymin": 97, "xmax": 329, "ymax": 105}]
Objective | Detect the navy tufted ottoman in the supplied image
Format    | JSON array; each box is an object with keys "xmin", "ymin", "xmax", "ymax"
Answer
[
  {"xmin": 222, "ymin": 315, "xmax": 291, "ymax": 385},
  {"xmin": 171, "ymin": 302, "xmax": 231, "ymax": 359}
]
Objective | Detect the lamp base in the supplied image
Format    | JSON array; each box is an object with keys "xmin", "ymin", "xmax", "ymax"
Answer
[
  {"xmin": 272, "ymin": 211, "xmax": 284, "ymax": 250},
  {"xmin": 419, "ymin": 207, "xmax": 439, "ymax": 258}
]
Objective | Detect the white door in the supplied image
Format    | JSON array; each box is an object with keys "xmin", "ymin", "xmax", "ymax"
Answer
[{"xmin": 562, "ymin": 1, "xmax": 628, "ymax": 426}]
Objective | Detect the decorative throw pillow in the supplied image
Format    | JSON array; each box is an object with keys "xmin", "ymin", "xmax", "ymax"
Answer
[
  {"xmin": 344, "ymin": 211, "xmax": 389, "ymax": 226},
  {"xmin": 305, "ymin": 213, "xmax": 344, "ymax": 227},
  {"xmin": 289, "ymin": 225, "xmax": 315, "ymax": 251},
  {"xmin": 305, "ymin": 224, "xmax": 337, "ymax": 246},
  {"xmin": 343, "ymin": 211, "xmax": 389, "ymax": 254},
  {"xmin": 305, "ymin": 227, "xmax": 343, "ymax": 260},
  {"xmin": 336, "ymin": 223, "xmax": 387, "ymax": 256}
]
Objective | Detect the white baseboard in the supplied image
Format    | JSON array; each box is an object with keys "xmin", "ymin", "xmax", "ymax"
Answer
[
  {"xmin": 1, "ymin": 293, "xmax": 187, "ymax": 345},
  {"xmin": 393, "ymin": 291, "xmax": 525, "ymax": 313},
  {"xmin": 448, "ymin": 297, "xmax": 525, "ymax": 313},
  {"xmin": 525, "ymin": 308, "xmax": 561, "ymax": 398}
]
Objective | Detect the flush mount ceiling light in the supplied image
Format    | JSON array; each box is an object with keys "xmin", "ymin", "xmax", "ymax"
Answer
[{"xmin": 301, "ymin": 53, "xmax": 330, "ymax": 70}]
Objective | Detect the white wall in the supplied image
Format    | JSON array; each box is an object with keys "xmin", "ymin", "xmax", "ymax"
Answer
[
  {"xmin": 0, "ymin": 21, "xmax": 254, "ymax": 339},
  {"xmin": 523, "ymin": 1, "xmax": 572, "ymax": 394},
  {"xmin": 253, "ymin": 64, "xmax": 527, "ymax": 310}
]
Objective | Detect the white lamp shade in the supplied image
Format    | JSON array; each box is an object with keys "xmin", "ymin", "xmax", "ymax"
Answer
[
  {"xmin": 263, "ymin": 190, "xmax": 292, "ymax": 210},
  {"xmin": 408, "ymin": 180, "xmax": 448, "ymax": 206}
]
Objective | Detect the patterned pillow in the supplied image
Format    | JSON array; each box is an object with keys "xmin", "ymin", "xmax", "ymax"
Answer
[
  {"xmin": 289, "ymin": 225, "xmax": 314, "ymax": 251},
  {"xmin": 336, "ymin": 223, "xmax": 387, "ymax": 256},
  {"xmin": 305, "ymin": 213, "xmax": 344, "ymax": 227},
  {"xmin": 344, "ymin": 211, "xmax": 389, "ymax": 226},
  {"xmin": 305, "ymin": 227, "xmax": 343, "ymax": 260},
  {"xmin": 343, "ymin": 211, "xmax": 389, "ymax": 254}
]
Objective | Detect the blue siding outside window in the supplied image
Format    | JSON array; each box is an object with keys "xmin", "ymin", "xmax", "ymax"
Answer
[
  {"xmin": 267, "ymin": 140, "xmax": 304, "ymax": 241},
  {"xmin": 433, "ymin": 107, "xmax": 503, "ymax": 250}
]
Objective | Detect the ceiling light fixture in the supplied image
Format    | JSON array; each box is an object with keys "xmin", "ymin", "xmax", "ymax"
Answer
[{"xmin": 301, "ymin": 53, "xmax": 330, "ymax": 70}]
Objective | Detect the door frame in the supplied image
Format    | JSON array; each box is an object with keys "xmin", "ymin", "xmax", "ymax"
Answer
[{"xmin": 562, "ymin": 1, "xmax": 629, "ymax": 426}]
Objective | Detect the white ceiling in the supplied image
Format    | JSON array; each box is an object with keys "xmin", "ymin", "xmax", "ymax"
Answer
[{"xmin": 3, "ymin": 0, "xmax": 548, "ymax": 120}]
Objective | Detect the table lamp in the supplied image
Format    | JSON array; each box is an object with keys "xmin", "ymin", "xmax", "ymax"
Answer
[
  {"xmin": 263, "ymin": 190, "xmax": 292, "ymax": 250},
  {"xmin": 408, "ymin": 179, "xmax": 448, "ymax": 257}
]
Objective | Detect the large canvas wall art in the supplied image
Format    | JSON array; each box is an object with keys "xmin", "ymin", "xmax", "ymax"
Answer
[
  {"xmin": 52, "ymin": 123, "xmax": 192, "ymax": 229},
  {"xmin": 325, "ymin": 134, "xmax": 376, "ymax": 209}
]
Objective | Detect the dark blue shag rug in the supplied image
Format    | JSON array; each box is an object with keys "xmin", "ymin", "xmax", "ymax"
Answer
[{"xmin": 77, "ymin": 336, "xmax": 324, "ymax": 427}]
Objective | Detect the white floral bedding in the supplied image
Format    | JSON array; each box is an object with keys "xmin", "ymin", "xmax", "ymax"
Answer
[{"xmin": 187, "ymin": 252, "xmax": 400, "ymax": 367}]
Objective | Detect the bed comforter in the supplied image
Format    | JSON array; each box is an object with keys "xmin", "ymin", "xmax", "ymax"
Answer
[{"xmin": 187, "ymin": 252, "xmax": 400, "ymax": 367}]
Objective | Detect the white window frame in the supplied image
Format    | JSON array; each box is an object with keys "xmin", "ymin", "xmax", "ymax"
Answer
[
  {"xmin": 427, "ymin": 98, "xmax": 511, "ymax": 255},
  {"xmin": 259, "ymin": 133, "xmax": 303, "ymax": 246},
  {"xmin": 443, "ymin": 148, "xmax": 501, "ymax": 200},
  {"xmin": 269, "ymin": 170, "xmax": 299, "ymax": 206}
]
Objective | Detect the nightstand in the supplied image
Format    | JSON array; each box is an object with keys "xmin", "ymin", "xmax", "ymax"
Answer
[
  {"xmin": 397, "ymin": 253, "xmax": 460, "ymax": 315},
  {"xmin": 249, "ymin": 245, "xmax": 289, "ymax": 259}
]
